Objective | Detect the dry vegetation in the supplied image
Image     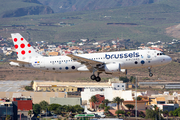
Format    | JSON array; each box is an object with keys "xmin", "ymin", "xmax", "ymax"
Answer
[{"xmin": 0, "ymin": 59, "xmax": 180, "ymax": 83}]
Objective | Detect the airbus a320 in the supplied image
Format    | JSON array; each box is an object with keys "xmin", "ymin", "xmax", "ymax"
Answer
[{"xmin": 9, "ymin": 33, "xmax": 172, "ymax": 82}]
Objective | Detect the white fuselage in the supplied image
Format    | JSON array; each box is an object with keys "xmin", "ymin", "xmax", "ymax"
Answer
[{"xmin": 14, "ymin": 49, "xmax": 171, "ymax": 73}]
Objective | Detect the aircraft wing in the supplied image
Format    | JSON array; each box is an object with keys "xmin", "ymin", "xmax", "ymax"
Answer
[
  {"xmin": 67, "ymin": 54, "xmax": 103, "ymax": 72},
  {"xmin": 10, "ymin": 60, "xmax": 31, "ymax": 64}
]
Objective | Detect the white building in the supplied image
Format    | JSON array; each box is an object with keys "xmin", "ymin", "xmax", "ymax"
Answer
[
  {"xmin": 153, "ymin": 104, "xmax": 179, "ymax": 112},
  {"xmin": 93, "ymin": 42, "xmax": 99, "ymax": 45},
  {"xmin": 111, "ymin": 83, "xmax": 126, "ymax": 90},
  {"xmin": 47, "ymin": 45, "xmax": 56, "ymax": 51},
  {"xmin": 81, "ymin": 87, "xmax": 133, "ymax": 103}
]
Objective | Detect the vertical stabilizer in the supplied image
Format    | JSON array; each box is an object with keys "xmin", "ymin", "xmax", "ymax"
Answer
[{"xmin": 11, "ymin": 33, "xmax": 42, "ymax": 61}]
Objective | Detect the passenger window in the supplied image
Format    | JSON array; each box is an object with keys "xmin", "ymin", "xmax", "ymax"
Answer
[{"xmin": 160, "ymin": 53, "xmax": 162, "ymax": 55}]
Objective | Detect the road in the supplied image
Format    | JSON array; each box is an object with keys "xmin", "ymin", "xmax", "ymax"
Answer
[{"xmin": 0, "ymin": 80, "xmax": 31, "ymax": 92}]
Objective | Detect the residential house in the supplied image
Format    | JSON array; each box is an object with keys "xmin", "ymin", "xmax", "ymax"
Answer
[{"xmin": 90, "ymin": 94, "xmax": 105, "ymax": 110}]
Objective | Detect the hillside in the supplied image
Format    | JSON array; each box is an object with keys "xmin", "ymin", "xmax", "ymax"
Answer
[
  {"xmin": 166, "ymin": 24, "xmax": 180, "ymax": 39},
  {"xmin": 38, "ymin": 0, "xmax": 159, "ymax": 13},
  {"xmin": 0, "ymin": 0, "xmax": 180, "ymax": 43},
  {"xmin": 0, "ymin": 0, "xmax": 54, "ymax": 18}
]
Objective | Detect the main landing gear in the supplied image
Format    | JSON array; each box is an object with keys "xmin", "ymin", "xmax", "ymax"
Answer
[
  {"xmin": 90, "ymin": 72, "xmax": 101, "ymax": 82},
  {"xmin": 148, "ymin": 67, "xmax": 153, "ymax": 77}
]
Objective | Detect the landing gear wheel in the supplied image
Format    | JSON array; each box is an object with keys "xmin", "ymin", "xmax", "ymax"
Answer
[
  {"xmin": 96, "ymin": 76, "xmax": 101, "ymax": 82},
  {"xmin": 148, "ymin": 67, "xmax": 153, "ymax": 77},
  {"xmin": 149, "ymin": 73, "xmax": 153, "ymax": 77},
  {"xmin": 90, "ymin": 75, "xmax": 96, "ymax": 80}
]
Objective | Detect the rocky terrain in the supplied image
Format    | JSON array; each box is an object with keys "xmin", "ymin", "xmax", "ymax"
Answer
[
  {"xmin": 38, "ymin": 0, "xmax": 159, "ymax": 13},
  {"xmin": 166, "ymin": 24, "xmax": 180, "ymax": 39}
]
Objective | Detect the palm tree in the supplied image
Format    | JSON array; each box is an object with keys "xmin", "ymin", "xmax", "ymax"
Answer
[
  {"xmin": 163, "ymin": 110, "xmax": 169, "ymax": 117},
  {"xmin": 99, "ymin": 103, "xmax": 105, "ymax": 110},
  {"xmin": 119, "ymin": 98, "xmax": 124, "ymax": 110},
  {"xmin": 5, "ymin": 115, "xmax": 11, "ymax": 120},
  {"xmin": 113, "ymin": 97, "xmax": 124, "ymax": 110},
  {"xmin": 125, "ymin": 104, "xmax": 134, "ymax": 110},
  {"xmin": 153, "ymin": 105, "xmax": 158, "ymax": 112},
  {"xmin": 28, "ymin": 110, "xmax": 33, "ymax": 120},
  {"xmin": 136, "ymin": 96, "xmax": 142, "ymax": 101},
  {"xmin": 39, "ymin": 100, "xmax": 49, "ymax": 111},
  {"xmin": 89, "ymin": 95, "xmax": 98, "ymax": 111},
  {"xmin": 104, "ymin": 106, "xmax": 110, "ymax": 113},
  {"xmin": 115, "ymin": 110, "xmax": 125, "ymax": 118},
  {"xmin": 103, "ymin": 99, "xmax": 110, "ymax": 106},
  {"xmin": 127, "ymin": 111, "xmax": 131, "ymax": 118},
  {"xmin": 169, "ymin": 111, "xmax": 173, "ymax": 117}
]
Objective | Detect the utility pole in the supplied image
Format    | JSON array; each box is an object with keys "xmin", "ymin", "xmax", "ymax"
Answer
[
  {"xmin": 135, "ymin": 76, "xmax": 137, "ymax": 120},
  {"xmin": 46, "ymin": 107, "xmax": 47, "ymax": 120},
  {"xmin": 159, "ymin": 108, "xmax": 161, "ymax": 120},
  {"xmin": 6, "ymin": 104, "xmax": 7, "ymax": 118}
]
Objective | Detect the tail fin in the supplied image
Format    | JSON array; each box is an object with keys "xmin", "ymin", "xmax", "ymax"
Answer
[{"xmin": 11, "ymin": 33, "xmax": 42, "ymax": 60}]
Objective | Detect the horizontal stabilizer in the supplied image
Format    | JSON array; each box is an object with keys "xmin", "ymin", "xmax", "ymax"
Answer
[{"xmin": 10, "ymin": 60, "xmax": 30, "ymax": 64}]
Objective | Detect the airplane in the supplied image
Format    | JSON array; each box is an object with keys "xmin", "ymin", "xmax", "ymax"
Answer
[{"xmin": 9, "ymin": 33, "xmax": 172, "ymax": 82}]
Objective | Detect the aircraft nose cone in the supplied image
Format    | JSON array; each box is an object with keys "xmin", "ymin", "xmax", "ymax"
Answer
[{"xmin": 166, "ymin": 56, "xmax": 172, "ymax": 63}]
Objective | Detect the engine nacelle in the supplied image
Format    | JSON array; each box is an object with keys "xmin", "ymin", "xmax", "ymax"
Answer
[
  {"xmin": 105, "ymin": 62, "xmax": 120, "ymax": 73},
  {"xmin": 104, "ymin": 62, "xmax": 127, "ymax": 75},
  {"xmin": 9, "ymin": 62, "xmax": 19, "ymax": 67}
]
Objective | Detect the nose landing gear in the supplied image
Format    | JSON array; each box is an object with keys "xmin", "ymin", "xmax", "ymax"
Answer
[{"xmin": 148, "ymin": 67, "xmax": 153, "ymax": 77}]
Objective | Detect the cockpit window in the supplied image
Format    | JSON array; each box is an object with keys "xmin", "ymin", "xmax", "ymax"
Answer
[{"xmin": 157, "ymin": 52, "xmax": 165, "ymax": 56}]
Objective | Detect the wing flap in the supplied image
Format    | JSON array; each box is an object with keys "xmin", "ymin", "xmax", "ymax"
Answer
[
  {"xmin": 67, "ymin": 54, "xmax": 103, "ymax": 72},
  {"xmin": 67, "ymin": 54, "xmax": 103, "ymax": 64}
]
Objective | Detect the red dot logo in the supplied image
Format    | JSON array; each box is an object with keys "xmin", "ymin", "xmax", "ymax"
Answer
[
  {"xmin": 28, "ymin": 44, "xmax": 31, "ymax": 47},
  {"xmin": 14, "ymin": 44, "xmax": 18, "ymax": 49},
  {"xmin": 14, "ymin": 38, "xmax": 17, "ymax": 42},
  {"xmin": 16, "ymin": 52, "xmax": 18, "ymax": 54},
  {"xmin": 20, "ymin": 43, "xmax": 25, "ymax": 48},
  {"xmin": 21, "ymin": 38, "xmax": 24, "ymax": 41},
  {"xmin": 21, "ymin": 50, "xmax": 25, "ymax": 55},
  {"xmin": 28, "ymin": 50, "xmax": 31, "ymax": 53}
]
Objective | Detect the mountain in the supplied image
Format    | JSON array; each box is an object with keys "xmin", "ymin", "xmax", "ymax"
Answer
[
  {"xmin": 0, "ymin": 0, "xmax": 54, "ymax": 18},
  {"xmin": 38, "ymin": 0, "xmax": 159, "ymax": 13},
  {"xmin": 1, "ymin": 0, "xmax": 180, "ymax": 43}
]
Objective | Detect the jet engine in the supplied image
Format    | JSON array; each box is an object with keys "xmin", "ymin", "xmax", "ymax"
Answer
[
  {"xmin": 104, "ymin": 62, "xmax": 120, "ymax": 73},
  {"xmin": 9, "ymin": 62, "xmax": 19, "ymax": 67},
  {"xmin": 104, "ymin": 62, "xmax": 127, "ymax": 75}
]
